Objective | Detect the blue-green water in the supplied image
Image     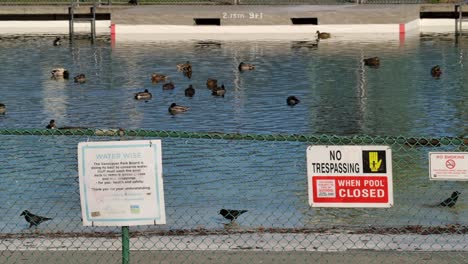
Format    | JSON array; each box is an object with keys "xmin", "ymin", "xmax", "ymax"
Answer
[{"xmin": 0, "ymin": 34, "xmax": 466, "ymax": 233}]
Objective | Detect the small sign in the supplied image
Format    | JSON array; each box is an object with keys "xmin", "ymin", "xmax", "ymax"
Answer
[
  {"xmin": 78, "ymin": 140, "xmax": 166, "ymax": 226},
  {"xmin": 429, "ymin": 152, "xmax": 468, "ymax": 181},
  {"xmin": 307, "ymin": 145, "xmax": 393, "ymax": 208}
]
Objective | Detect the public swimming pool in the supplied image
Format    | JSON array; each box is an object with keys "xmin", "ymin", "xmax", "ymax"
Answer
[{"xmin": 0, "ymin": 34, "xmax": 466, "ymax": 233}]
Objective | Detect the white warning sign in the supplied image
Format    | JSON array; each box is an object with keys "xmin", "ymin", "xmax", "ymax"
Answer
[{"xmin": 429, "ymin": 152, "xmax": 468, "ymax": 181}]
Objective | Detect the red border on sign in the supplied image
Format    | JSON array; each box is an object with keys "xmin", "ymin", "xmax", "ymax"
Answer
[{"xmin": 312, "ymin": 176, "xmax": 389, "ymax": 203}]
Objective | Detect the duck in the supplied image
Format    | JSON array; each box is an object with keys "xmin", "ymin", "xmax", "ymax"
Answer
[
  {"xmin": 316, "ymin": 30, "xmax": 331, "ymax": 39},
  {"xmin": 74, "ymin": 73, "xmax": 86, "ymax": 83},
  {"xmin": 206, "ymin": 78, "xmax": 218, "ymax": 90},
  {"xmin": 431, "ymin": 65, "xmax": 442, "ymax": 78},
  {"xmin": 51, "ymin": 68, "xmax": 69, "ymax": 79},
  {"xmin": 238, "ymin": 62, "xmax": 255, "ymax": 72},
  {"xmin": 53, "ymin": 37, "xmax": 61, "ymax": 46},
  {"xmin": 212, "ymin": 84, "xmax": 226, "ymax": 97},
  {"xmin": 177, "ymin": 61, "xmax": 192, "ymax": 73},
  {"xmin": 134, "ymin": 89, "xmax": 152, "ymax": 100},
  {"xmin": 363, "ymin": 57, "xmax": 380, "ymax": 67},
  {"xmin": 151, "ymin": 73, "xmax": 168, "ymax": 83},
  {"xmin": 168, "ymin": 103, "xmax": 189, "ymax": 114},
  {"xmin": 162, "ymin": 82, "xmax": 175, "ymax": 90},
  {"xmin": 0, "ymin": 103, "xmax": 5, "ymax": 114},
  {"xmin": 46, "ymin": 119, "xmax": 57, "ymax": 129},
  {"xmin": 287, "ymin": 96, "xmax": 300, "ymax": 106},
  {"xmin": 184, "ymin": 85, "xmax": 195, "ymax": 97}
]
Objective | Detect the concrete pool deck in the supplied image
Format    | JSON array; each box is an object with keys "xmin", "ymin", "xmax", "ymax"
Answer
[{"xmin": 0, "ymin": 4, "xmax": 465, "ymax": 40}]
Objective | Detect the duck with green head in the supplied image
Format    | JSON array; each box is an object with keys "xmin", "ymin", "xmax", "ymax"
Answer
[
  {"xmin": 134, "ymin": 89, "xmax": 152, "ymax": 100},
  {"xmin": 168, "ymin": 103, "xmax": 189, "ymax": 114}
]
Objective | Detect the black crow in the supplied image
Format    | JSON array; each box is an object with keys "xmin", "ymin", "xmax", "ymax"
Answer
[
  {"xmin": 439, "ymin": 191, "xmax": 461, "ymax": 208},
  {"xmin": 20, "ymin": 210, "xmax": 52, "ymax": 228},
  {"xmin": 219, "ymin": 209, "xmax": 248, "ymax": 222}
]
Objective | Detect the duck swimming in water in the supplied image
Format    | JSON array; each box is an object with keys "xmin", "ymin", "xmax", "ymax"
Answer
[
  {"xmin": 212, "ymin": 84, "xmax": 226, "ymax": 97},
  {"xmin": 151, "ymin": 73, "xmax": 168, "ymax": 83},
  {"xmin": 206, "ymin": 78, "xmax": 218, "ymax": 90},
  {"xmin": 134, "ymin": 89, "xmax": 152, "ymax": 100},
  {"xmin": 51, "ymin": 68, "xmax": 69, "ymax": 79},
  {"xmin": 177, "ymin": 61, "xmax": 192, "ymax": 79},
  {"xmin": 184, "ymin": 85, "xmax": 195, "ymax": 97},
  {"xmin": 0, "ymin": 103, "xmax": 5, "ymax": 114},
  {"xmin": 431, "ymin": 65, "xmax": 442, "ymax": 78},
  {"xmin": 177, "ymin": 61, "xmax": 192, "ymax": 72},
  {"xmin": 316, "ymin": 31, "xmax": 331, "ymax": 39},
  {"xmin": 163, "ymin": 82, "xmax": 175, "ymax": 90},
  {"xmin": 46, "ymin": 119, "xmax": 57, "ymax": 129},
  {"xmin": 287, "ymin": 96, "xmax": 300, "ymax": 106},
  {"xmin": 238, "ymin": 62, "xmax": 255, "ymax": 72},
  {"xmin": 363, "ymin": 57, "xmax": 380, "ymax": 67},
  {"xmin": 53, "ymin": 37, "xmax": 61, "ymax": 46},
  {"xmin": 168, "ymin": 103, "xmax": 189, "ymax": 114},
  {"xmin": 74, "ymin": 73, "xmax": 86, "ymax": 83}
]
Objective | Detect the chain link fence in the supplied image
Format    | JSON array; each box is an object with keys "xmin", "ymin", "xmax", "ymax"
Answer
[
  {"xmin": 0, "ymin": 0, "xmax": 458, "ymax": 5},
  {"xmin": 0, "ymin": 129, "xmax": 466, "ymax": 263}
]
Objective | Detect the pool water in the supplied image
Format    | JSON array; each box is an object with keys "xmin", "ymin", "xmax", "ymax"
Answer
[{"xmin": 0, "ymin": 34, "xmax": 466, "ymax": 233}]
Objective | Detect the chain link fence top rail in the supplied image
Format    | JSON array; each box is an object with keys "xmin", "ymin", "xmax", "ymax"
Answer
[
  {"xmin": 0, "ymin": 129, "xmax": 466, "ymax": 263},
  {"xmin": 0, "ymin": 0, "xmax": 458, "ymax": 5}
]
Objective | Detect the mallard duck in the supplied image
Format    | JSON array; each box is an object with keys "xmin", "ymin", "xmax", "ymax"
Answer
[
  {"xmin": 46, "ymin": 119, "xmax": 57, "ymax": 129},
  {"xmin": 53, "ymin": 37, "xmax": 61, "ymax": 46},
  {"xmin": 431, "ymin": 65, "xmax": 442, "ymax": 78},
  {"xmin": 74, "ymin": 73, "xmax": 86, "ymax": 83},
  {"xmin": 206, "ymin": 78, "xmax": 217, "ymax": 90},
  {"xmin": 51, "ymin": 68, "xmax": 69, "ymax": 79},
  {"xmin": 151, "ymin": 73, "xmax": 168, "ymax": 83},
  {"xmin": 212, "ymin": 84, "xmax": 226, "ymax": 97},
  {"xmin": 162, "ymin": 82, "xmax": 175, "ymax": 90},
  {"xmin": 134, "ymin": 89, "xmax": 152, "ymax": 100},
  {"xmin": 184, "ymin": 85, "xmax": 195, "ymax": 97},
  {"xmin": 168, "ymin": 103, "xmax": 189, "ymax": 114},
  {"xmin": 287, "ymin": 96, "xmax": 300, "ymax": 106},
  {"xmin": 0, "ymin": 103, "xmax": 5, "ymax": 114},
  {"xmin": 238, "ymin": 62, "xmax": 255, "ymax": 71},
  {"xmin": 363, "ymin": 57, "xmax": 380, "ymax": 67},
  {"xmin": 177, "ymin": 61, "xmax": 192, "ymax": 72},
  {"xmin": 316, "ymin": 30, "xmax": 331, "ymax": 39}
]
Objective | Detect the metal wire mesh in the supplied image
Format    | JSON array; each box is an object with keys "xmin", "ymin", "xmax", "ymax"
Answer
[
  {"xmin": 0, "ymin": 0, "xmax": 451, "ymax": 5},
  {"xmin": 0, "ymin": 129, "xmax": 466, "ymax": 263}
]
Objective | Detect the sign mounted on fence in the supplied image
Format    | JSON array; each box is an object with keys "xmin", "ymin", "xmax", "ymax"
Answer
[
  {"xmin": 429, "ymin": 152, "xmax": 468, "ymax": 181},
  {"xmin": 307, "ymin": 145, "xmax": 393, "ymax": 208},
  {"xmin": 78, "ymin": 140, "xmax": 166, "ymax": 226}
]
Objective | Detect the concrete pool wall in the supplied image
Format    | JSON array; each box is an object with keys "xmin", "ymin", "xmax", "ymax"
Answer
[{"xmin": 0, "ymin": 4, "xmax": 465, "ymax": 40}]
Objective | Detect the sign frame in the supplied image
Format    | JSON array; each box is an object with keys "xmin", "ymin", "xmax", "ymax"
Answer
[
  {"xmin": 78, "ymin": 140, "xmax": 166, "ymax": 226},
  {"xmin": 429, "ymin": 152, "xmax": 468, "ymax": 181},
  {"xmin": 307, "ymin": 145, "xmax": 393, "ymax": 208}
]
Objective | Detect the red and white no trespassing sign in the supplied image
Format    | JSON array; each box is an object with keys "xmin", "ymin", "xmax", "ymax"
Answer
[{"xmin": 307, "ymin": 145, "xmax": 393, "ymax": 208}]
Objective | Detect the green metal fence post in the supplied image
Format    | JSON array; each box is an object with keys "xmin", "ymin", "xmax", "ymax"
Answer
[{"xmin": 122, "ymin": 226, "xmax": 130, "ymax": 264}]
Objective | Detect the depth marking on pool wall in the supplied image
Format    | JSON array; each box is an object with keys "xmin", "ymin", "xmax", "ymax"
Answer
[{"xmin": 222, "ymin": 12, "xmax": 264, "ymax": 20}]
